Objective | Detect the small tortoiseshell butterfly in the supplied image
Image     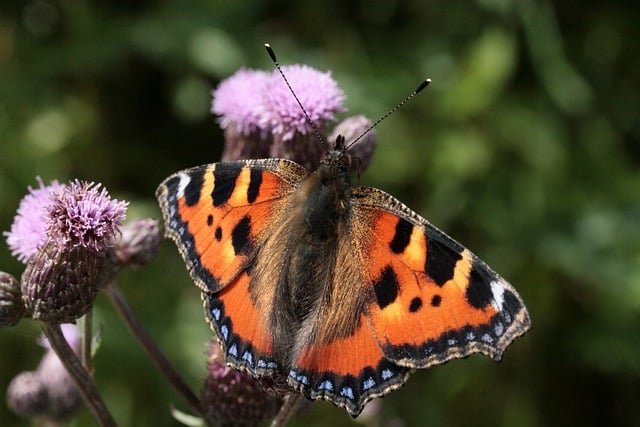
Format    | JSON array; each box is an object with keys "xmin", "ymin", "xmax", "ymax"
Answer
[{"xmin": 156, "ymin": 48, "xmax": 530, "ymax": 417}]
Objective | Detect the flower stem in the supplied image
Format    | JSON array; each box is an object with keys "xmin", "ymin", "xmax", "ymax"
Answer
[
  {"xmin": 104, "ymin": 282, "xmax": 202, "ymax": 416},
  {"xmin": 79, "ymin": 311, "xmax": 93, "ymax": 373},
  {"xmin": 271, "ymin": 394, "xmax": 303, "ymax": 427},
  {"xmin": 41, "ymin": 322, "xmax": 116, "ymax": 427}
]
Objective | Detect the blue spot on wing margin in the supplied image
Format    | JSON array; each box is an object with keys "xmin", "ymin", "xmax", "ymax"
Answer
[
  {"xmin": 202, "ymin": 292, "xmax": 279, "ymax": 377},
  {"xmin": 288, "ymin": 359, "xmax": 412, "ymax": 417}
]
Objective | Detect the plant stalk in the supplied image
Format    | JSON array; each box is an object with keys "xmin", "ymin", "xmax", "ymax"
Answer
[
  {"xmin": 105, "ymin": 282, "xmax": 202, "ymax": 416},
  {"xmin": 41, "ymin": 322, "xmax": 116, "ymax": 427}
]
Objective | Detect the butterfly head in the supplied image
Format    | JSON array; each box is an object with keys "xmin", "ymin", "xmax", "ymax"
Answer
[{"xmin": 320, "ymin": 134, "xmax": 354, "ymax": 177}]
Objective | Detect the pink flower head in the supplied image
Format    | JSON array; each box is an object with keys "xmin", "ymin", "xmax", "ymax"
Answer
[
  {"xmin": 262, "ymin": 65, "xmax": 346, "ymax": 141},
  {"xmin": 5, "ymin": 178, "xmax": 128, "ymax": 263},
  {"xmin": 212, "ymin": 65, "xmax": 346, "ymax": 142}
]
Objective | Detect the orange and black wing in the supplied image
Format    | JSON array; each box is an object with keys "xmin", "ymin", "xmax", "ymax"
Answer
[
  {"xmin": 286, "ymin": 185, "xmax": 530, "ymax": 417},
  {"xmin": 351, "ymin": 186, "xmax": 530, "ymax": 369},
  {"xmin": 156, "ymin": 159, "xmax": 309, "ymax": 376},
  {"xmin": 156, "ymin": 159, "xmax": 307, "ymax": 292}
]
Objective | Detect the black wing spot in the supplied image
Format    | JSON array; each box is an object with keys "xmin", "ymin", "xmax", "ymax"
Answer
[
  {"xmin": 431, "ymin": 295, "xmax": 442, "ymax": 307},
  {"xmin": 465, "ymin": 264, "xmax": 493, "ymax": 309},
  {"xmin": 502, "ymin": 289, "xmax": 522, "ymax": 314},
  {"xmin": 184, "ymin": 169, "xmax": 205, "ymax": 207},
  {"xmin": 426, "ymin": 238, "xmax": 462, "ymax": 286},
  {"xmin": 409, "ymin": 297, "xmax": 423, "ymax": 313},
  {"xmin": 373, "ymin": 266, "xmax": 399, "ymax": 310},
  {"xmin": 215, "ymin": 227, "xmax": 222, "ymax": 241},
  {"xmin": 389, "ymin": 218, "xmax": 413, "ymax": 254},
  {"xmin": 207, "ymin": 214, "xmax": 214, "ymax": 226},
  {"xmin": 231, "ymin": 216, "xmax": 252, "ymax": 255},
  {"xmin": 247, "ymin": 169, "xmax": 262, "ymax": 204},
  {"xmin": 212, "ymin": 164, "xmax": 242, "ymax": 207}
]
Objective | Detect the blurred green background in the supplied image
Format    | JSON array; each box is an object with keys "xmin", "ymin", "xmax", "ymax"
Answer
[{"xmin": 1, "ymin": 0, "xmax": 639, "ymax": 426}]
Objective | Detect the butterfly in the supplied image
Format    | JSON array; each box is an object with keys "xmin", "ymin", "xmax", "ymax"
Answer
[{"xmin": 156, "ymin": 70, "xmax": 530, "ymax": 418}]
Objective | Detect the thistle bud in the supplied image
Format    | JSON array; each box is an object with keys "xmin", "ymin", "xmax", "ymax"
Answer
[
  {"xmin": 21, "ymin": 241, "xmax": 105, "ymax": 323},
  {"xmin": 202, "ymin": 342, "xmax": 282, "ymax": 426},
  {"xmin": 7, "ymin": 324, "xmax": 82, "ymax": 422},
  {"xmin": 6, "ymin": 371, "xmax": 48, "ymax": 418},
  {"xmin": 37, "ymin": 324, "xmax": 82, "ymax": 421},
  {"xmin": 115, "ymin": 218, "xmax": 162, "ymax": 268},
  {"xmin": 0, "ymin": 272, "xmax": 25, "ymax": 326}
]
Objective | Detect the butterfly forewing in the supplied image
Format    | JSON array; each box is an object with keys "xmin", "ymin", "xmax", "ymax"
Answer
[{"xmin": 156, "ymin": 159, "xmax": 308, "ymax": 293}]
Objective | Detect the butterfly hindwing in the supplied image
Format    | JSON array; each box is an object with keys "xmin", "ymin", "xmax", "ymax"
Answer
[
  {"xmin": 202, "ymin": 272, "xmax": 279, "ymax": 377},
  {"xmin": 285, "ymin": 232, "xmax": 413, "ymax": 416}
]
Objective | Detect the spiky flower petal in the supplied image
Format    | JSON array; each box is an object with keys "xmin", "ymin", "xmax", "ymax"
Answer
[
  {"xmin": 47, "ymin": 180, "xmax": 127, "ymax": 251},
  {"xmin": 4, "ymin": 178, "xmax": 64, "ymax": 263},
  {"xmin": 261, "ymin": 65, "xmax": 346, "ymax": 141}
]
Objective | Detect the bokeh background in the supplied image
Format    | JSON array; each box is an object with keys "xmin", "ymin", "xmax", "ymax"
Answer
[{"xmin": 1, "ymin": 0, "xmax": 639, "ymax": 426}]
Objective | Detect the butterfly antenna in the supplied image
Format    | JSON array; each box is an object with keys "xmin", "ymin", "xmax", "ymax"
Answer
[
  {"xmin": 346, "ymin": 78, "xmax": 431, "ymax": 151},
  {"xmin": 265, "ymin": 43, "xmax": 329, "ymax": 149}
]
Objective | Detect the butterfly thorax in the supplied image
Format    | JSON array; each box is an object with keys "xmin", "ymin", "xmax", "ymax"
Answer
[{"xmin": 306, "ymin": 148, "xmax": 351, "ymax": 234}]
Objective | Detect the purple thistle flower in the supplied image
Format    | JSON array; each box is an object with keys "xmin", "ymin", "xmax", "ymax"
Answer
[
  {"xmin": 10, "ymin": 179, "xmax": 128, "ymax": 322},
  {"xmin": 47, "ymin": 180, "xmax": 128, "ymax": 251},
  {"xmin": 262, "ymin": 65, "xmax": 346, "ymax": 141},
  {"xmin": 212, "ymin": 66, "xmax": 345, "ymax": 140},
  {"xmin": 211, "ymin": 64, "xmax": 348, "ymax": 169},
  {"xmin": 4, "ymin": 178, "xmax": 65, "ymax": 263}
]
